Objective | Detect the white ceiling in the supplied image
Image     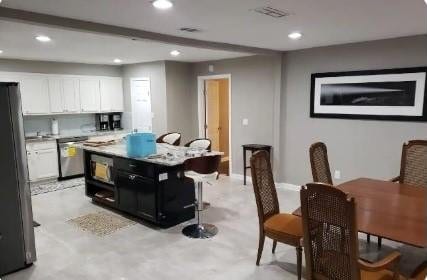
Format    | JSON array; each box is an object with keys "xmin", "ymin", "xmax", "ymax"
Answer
[
  {"xmin": 0, "ymin": 20, "xmax": 250, "ymax": 64},
  {"xmin": 1, "ymin": 0, "xmax": 426, "ymax": 51}
]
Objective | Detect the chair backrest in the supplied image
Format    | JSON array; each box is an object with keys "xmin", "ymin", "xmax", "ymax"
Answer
[
  {"xmin": 185, "ymin": 138, "xmax": 212, "ymax": 151},
  {"xmin": 250, "ymin": 150, "xmax": 279, "ymax": 226},
  {"xmin": 184, "ymin": 155, "xmax": 221, "ymax": 175},
  {"xmin": 309, "ymin": 142, "xmax": 333, "ymax": 185},
  {"xmin": 399, "ymin": 140, "xmax": 427, "ymax": 187},
  {"xmin": 157, "ymin": 132, "xmax": 181, "ymax": 146},
  {"xmin": 301, "ymin": 183, "xmax": 360, "ymax": 280}
]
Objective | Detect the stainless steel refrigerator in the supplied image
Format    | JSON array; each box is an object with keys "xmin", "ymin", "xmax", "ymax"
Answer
[{"xmin": 0, "ymin": 82, "xmax": 36, "ymax": 276}]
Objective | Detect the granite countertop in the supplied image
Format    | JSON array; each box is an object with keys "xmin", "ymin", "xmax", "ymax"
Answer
[
  {"xmin": 25, "ymin": 130, "xmax": 130, "ymax": 143},
  {"xmin": 74, "ymin": 142, "xmax": 223, "ymax": 166}
]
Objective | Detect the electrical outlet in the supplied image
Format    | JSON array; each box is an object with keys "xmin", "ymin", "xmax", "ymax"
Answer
[
  {"xmin": 334, "ymin": 170, "xmax": 341, "ymax": 180},
  {"xmin": 208, "ymin": 65, "xmax": 214, "ymax": 72},
  {"xmin": 242, "ymin": 118, "xmax": 249, "ymax": 126}
]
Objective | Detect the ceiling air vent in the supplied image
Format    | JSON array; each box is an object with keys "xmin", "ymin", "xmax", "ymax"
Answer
[
  {"xmin": 253, "ymin": 6, "xmax": 292, "ymax": 18},
  {"xmin": 179, "ymin": 27, "xmax": 201, "ymax": 33}
]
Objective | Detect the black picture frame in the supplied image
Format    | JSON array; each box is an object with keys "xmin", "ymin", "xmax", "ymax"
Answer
[{"xmin": 310, "ymin": 66, "xmax": 427, "ymax": 122}]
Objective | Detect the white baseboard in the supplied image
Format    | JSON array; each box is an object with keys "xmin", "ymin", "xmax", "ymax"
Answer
[{"xmin": 230, "ymin": 173, "xmax": 299, "ymax": 192}]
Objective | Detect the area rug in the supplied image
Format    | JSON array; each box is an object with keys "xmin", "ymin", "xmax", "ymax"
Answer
[
  {"xmin": 68, "ymin": 211, "xmax": 136, "ymax": 237},
  {"xmin": 31, "ymin": 177, "xmax": 85, "ymax": 196}
]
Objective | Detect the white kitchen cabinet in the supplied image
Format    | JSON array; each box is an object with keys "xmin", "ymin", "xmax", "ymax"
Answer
[
  {"xmin": 63, "ymin": 78, "xmax": 80, "ymax": 112},
  {"xmin": 100, "ymin": 77, "xmax": 124, "ymax": 112},
  {"xmin": 20, "ymin": 76, "xmax": 50, "ymax": 115},
  {"xmin": 48, "ymin": 77, "xmax": 63, "ymax": 113},
  {"xmin": 26, "ymin": 141, "xmax": 59, "ymax": 182},
  {"xmin": 49, "ymin": 77, "xmax": 80, "ymax": 113},
  {"xmin": 79, "ymin": 79, "xmax": 101, "ymax": 113}
]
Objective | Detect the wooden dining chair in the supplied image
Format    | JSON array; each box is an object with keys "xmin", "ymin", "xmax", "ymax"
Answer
[
  {"xmin": 250, "ymin": 150, "xmax": 303, "ymax": 280},
  {"xmin": 184, "ymin": 138, "xmax": 212, "ymax": 151},
  {"xmin": 300, "ymin": 182, "xmax": 407, "ymax": 280},
  {"xmin": 411, "ymin": 261, "xmax": 427, "ymax": 280},
  {"xmin": 309, "ymin": 142, "xmax": 377, "ymax": 246},
  {"xmin": 156, "ymin": 132, "xmax": 181, "ymax": 146},
  {"xmin": 309, "ymin": 142, "xmax": 333, "ymax": 185},
  {"xmin": 392, "ymin": 140, "xmax": 427, "ymax": 188}
]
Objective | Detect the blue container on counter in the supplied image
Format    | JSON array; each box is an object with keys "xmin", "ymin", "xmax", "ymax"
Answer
[{"xmin": 126, "ymin": 133, "xmax": 157, "ymax": 158}]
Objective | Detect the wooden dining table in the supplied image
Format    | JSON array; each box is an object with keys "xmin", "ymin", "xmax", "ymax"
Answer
[{"xmin": 293, "ymin": 178, "xmax": 427, "ymax": 248}]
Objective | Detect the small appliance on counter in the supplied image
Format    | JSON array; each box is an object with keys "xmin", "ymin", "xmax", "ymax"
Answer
[
  {"xmin": 96, "ymin": 114, "xmax": 110, "ymax": 131},
  {"xmin": 109, "ymin": 113, "xmax": 122, "ymax": 130}
]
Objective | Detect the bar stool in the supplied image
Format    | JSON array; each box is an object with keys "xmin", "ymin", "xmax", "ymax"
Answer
[
  {"xmin": 184, "ymin": 138, "xmax": 212, "ymax": 151},
  {"xmin": 182, "ymin": 155, "xmax": 221, "ymax": 239},
  {"xmin": 156, "ymin": 132, "xmax": 181, "ymax": 146}
]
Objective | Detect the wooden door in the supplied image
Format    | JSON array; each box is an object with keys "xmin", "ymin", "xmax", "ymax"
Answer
[{"xmin": 205, "ymin": 80, "xmax": 220, "ymax": 151}]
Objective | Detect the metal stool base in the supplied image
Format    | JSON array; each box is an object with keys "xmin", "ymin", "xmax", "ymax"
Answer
[{"xmin": 182, "ymin": 223, "xmax": 218, "ymax": 239}]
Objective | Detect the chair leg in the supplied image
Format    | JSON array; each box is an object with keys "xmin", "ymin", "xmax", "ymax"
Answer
[
  {"xmin": 296, "ymin": 246, "xmax": 303, "ymax": 280},
  {"xmin": 367, "ymin": 233, "xmax": 371, "ymax": 244},
  {"xmin": 256, "ymin": 232, "xmax": 265, "ymax": 266},
  {"xmin": 272, "ymin": 240, "xmax": 277, "ymax": 254},
  {"xmin": 378, "ymin": 237, "xmax": 382, "ymax": 249}
]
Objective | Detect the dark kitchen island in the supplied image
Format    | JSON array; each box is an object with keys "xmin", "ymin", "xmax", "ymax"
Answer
[{"xmin": 77, "ymin": 142, "xmax": 208, "ymax": 228}]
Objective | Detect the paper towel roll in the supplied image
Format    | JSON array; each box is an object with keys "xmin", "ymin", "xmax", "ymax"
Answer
[{"xmin": 51, "ymin": 118, "xmax": 59, "ymax": 135}]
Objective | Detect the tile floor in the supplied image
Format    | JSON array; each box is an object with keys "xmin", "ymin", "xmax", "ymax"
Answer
[{"xmin": 4, "ymin": 176, "xmax": 426, "ymax": 280}]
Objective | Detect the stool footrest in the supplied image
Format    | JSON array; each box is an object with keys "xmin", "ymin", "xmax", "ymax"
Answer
[{"xmin": 182, "ymin": 223, "xmax": 218, "ymax": 239}]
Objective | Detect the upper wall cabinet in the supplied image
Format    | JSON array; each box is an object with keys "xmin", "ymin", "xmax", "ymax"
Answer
[
  {"xmin": 0, "ymin": 72, "xmax": 124, "ymax": 115},
  {"xmin": 20, "ymin": 76, "xmax": 50, "ymax": 115},
  {"xmin": 79, "ymin": 79, "xmax": 101, "ymax": 113},
  {"xmin": 100, "ymin": 77, "xmax": 124, "ymax": 112},
  {"xmin": 49, "ymin": 77, "xmax": 80, "ymax": 114}
]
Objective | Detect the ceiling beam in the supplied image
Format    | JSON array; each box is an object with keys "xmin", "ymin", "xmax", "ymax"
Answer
[{"xmin": 0, "ymin": 7, "xmax": 281, "ymax": 56}]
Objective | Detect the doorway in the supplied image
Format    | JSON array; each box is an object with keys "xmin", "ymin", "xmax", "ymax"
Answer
[
  {"xmin": 131, "ymin": 78, "xmax": 152, "ymax": 132},
  {"xmin": 198, "ymin": 75, "xmax": 231, "ymax": 176}
]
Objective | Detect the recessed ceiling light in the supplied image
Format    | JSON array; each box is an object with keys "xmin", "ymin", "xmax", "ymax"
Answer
[
  {"xmin": 288, "ymin": 32, "xmax": 302, "ymax": 40},
  {"xmin": 0, "ymin": 50, "xmax": 3, "ymax": 54},
  {"xmin": 35, "ymin": 35, "xmax": 51, "ymax": 42},
  {"xmin": 170, "ymin": 50, "xmax": 180, "ymax": 57},
  {"xmin": 113, "ymin": 58, "xmax": 122, "ymax": 63},
  {"xmin": 152, "ymin": 0, "xmax": 173, "ymax": 9},
  {"xmin": 425, "ymin": 0, "xmax": 427, "ymax": 5}
]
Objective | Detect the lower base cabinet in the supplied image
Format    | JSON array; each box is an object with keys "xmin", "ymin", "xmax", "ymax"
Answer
[
  {"xmin": 26, "ymin": 141, "xmax": 59, "ymax": 182},
  {"xmin": 84, "ymin": 151, "xmax": 195, "ymax": 228}
]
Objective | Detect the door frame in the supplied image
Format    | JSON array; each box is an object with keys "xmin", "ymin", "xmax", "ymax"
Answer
[
  {"xmin": 130, "ymin": 77, "xmax": 151, "ymax": 132},
  {"xmin": 197, "ymin": 74, "xmax": 232, "ymax": 174}
]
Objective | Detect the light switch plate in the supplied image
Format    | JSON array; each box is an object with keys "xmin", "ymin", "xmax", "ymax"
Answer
[
  {"xmin": 334, "ymin": 170, "xmax": 341, "ymax": 180},
  {"xmin": 242, "ymin": 118, "xmax": 249, "ymax": 126},
  {"xmin": 208, "ymin": 65, "xmax": 214, "ymax": 72}
]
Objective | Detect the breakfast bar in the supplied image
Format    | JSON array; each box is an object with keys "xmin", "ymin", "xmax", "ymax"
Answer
[{"xmin": 77, "ymin": 142, "xmax": 218, "ymax": 228}]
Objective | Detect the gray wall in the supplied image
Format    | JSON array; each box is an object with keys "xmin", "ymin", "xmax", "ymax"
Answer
[
  {"xmin": 121, "ymin": 61, "xmax": 167, "ymax": 136},
  {"xmin": 193, "ymin": 55, "xmax": 282, "ymax": 176},
  {"xmin": 165, "ymin": 61, "xmax": 198, "ymax": 143},
  {"xmin": 0, "ymin": 58, "xmax": 121, "ymax": 76},
  {"xmin": 280, "ymin": 35, "xmax": 427, "ymax": 185},
  {"xmin": 23, "ymin": 114, "xmax": 95, "ymax": 136}
]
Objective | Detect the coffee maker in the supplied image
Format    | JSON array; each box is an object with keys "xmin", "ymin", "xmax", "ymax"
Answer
[
  {"xmin": 96, "ymin": 114, "xmax": 110, "ymax": 131},
  {"xmin": 109, "ymin": 113, "xmax": 122, "ymax": 130}
]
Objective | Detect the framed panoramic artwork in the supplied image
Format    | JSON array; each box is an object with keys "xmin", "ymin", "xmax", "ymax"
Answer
[{"xmin": 310, "ymin": 67, "xmax": 427, "ymax": 121}]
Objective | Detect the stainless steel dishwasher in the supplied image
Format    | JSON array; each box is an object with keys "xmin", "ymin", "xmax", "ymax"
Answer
[{"xmin": 57, "ymin": 136, "xmax": 89, "ymax": 180}]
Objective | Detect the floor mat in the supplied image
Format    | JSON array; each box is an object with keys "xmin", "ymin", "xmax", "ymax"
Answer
[
  {"xmin": 68, "ymin": 211, "xmax": 136, "ymax": 237},
  {"xmin": 31, "ymin": 177, "xmax": 85, "ymax": 196}
]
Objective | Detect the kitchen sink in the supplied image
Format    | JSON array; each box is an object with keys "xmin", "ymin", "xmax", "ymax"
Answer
[{"xmin": 25, "ymin": 135, "xmax": 55, "ymax": 141}]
